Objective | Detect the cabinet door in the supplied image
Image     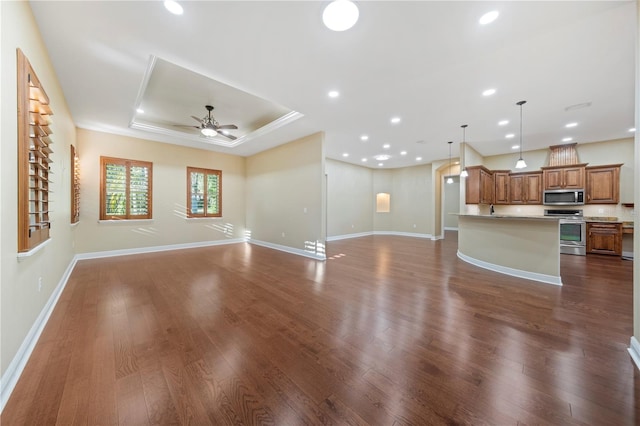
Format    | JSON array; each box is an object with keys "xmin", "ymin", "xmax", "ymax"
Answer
[
  {"xmin": 480, "ymin": 169, "xmax": 494, "ymax": 204},
  {"xmin": 563, "ymin": 167, "xmax": 585, "ymax": 189},
  {"xmin": 524, "ymin": 173, "xmax": 542, "ymax": 204},
  {"xmin": 586, "ymin": 166, "xmax": 620, "ymax": 204},
  {"xmin": 544, "ymin": 169, "xmax": 564, "ymax": 190},
  {"xmin": 493, "ymin": 172, "xmax": 510, "ymax": 204},
  {"xmin": 509, "ymin": 175, "xmax": 525, "ymax": 204},
  {"xmin": 587, "ymin": 223, "xmax": 622, "ymax": 255}
]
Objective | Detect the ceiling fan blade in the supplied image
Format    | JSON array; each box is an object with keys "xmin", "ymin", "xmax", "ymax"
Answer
[
  {"xmin": 219, "ymin": 132, "xmax": 237, "ymax": 140},
  {"xmin": 216, "ymin": 124, "xmax": 238, "ymax": 130},
  {"xmin": 191, "ymin": 115, "xmax": 204, "ymax": 124},
  {"xmin": 173, "ymin": 124, "xmax": 201, "ymax": 129}
]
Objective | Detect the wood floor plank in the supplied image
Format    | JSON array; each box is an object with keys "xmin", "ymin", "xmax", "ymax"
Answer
[{"xmin": 2, "ymin": 233, "xmax": 637, "ymax": 425}]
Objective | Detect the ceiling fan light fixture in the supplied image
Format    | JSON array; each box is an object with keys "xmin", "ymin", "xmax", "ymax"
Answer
[
  {"xmin": 201, "ymin": 126, "xmax": 217, "ymax": 137},
  {"xmin": 323, "ymin": 0, "xmax": 359, "ymax": 31}
]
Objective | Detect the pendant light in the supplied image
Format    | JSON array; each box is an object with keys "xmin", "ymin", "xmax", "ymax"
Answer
[
  {"xmin": 459, "ymin": 124, "xmax": 468, "ymax": 178},
  {"xmin": 446, "ymin": 141, "xmax": 453, "ymax": 184},
  {"xmin": 515, "ymin": 100, "xmax": 527, "ymax": 169}
]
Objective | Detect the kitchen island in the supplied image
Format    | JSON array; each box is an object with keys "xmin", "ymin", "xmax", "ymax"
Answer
[{"xmin": 457, "ymin": 214, "xmax": 562, "ymax": 285}]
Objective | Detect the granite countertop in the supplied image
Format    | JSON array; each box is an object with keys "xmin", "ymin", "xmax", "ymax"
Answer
[
  {"xmin": 457, "ymin": 214, "xmax": 557, "ymax": 221},
  {"xmin": 584, "ymin": 216, "xmax": 622, "ymax": 223}
]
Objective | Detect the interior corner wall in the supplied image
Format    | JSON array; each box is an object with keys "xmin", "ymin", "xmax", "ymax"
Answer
[
  {"xmin": 326, "ymin": 159, "xmax": 373, "ymax": 237},
  {"xmin": 1, "ymin": 1, "xmax": 76, "ymax": 378},
  {"xmin": 633, "ymin": 0, "xmax": 639, "ymax": 341},
  {"xmin": 74, "ymin": 129, "xmax": 246, "ymax": 254},
  {"xmin": 245, "ymin": 132, "xmax": 325, "ymax": 255}
]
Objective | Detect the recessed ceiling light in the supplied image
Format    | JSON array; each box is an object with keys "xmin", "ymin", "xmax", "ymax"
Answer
[
  {"xmin": 629, "ymin": 128, "xmax": 636, "ymax": 132},
  {"xmin": 328, "ymin": 90, "xmax": 340, "ymax": 98},
  {"xmin": 361, "ymin": 158, "xmax": 367, "ymax": 162},
  {"xmin": 164, "ymin": 0, "xmax": 183, "ymax": 15},
  {"xmin": 136, "ymin": 108, "xmax": 144, "ymax": 114},
  {"xmin": 400, "ymin": 151, "xmax": 407, "ymax": 155},
  {"xmin": 479, "ymin": 10, "xmax": 499, "ymax": 25},
  {"xmin": 360, "ymin": 135, "xmax": 369, "ymax": 141},
  {"xmin": 374, "ymin": 154, "xmax": 391, "ymax": 161},
  {"xmin": 378, "ymin": 163, "xmax": 384, "ymax": 167},
  {"xmin": 505, "ymin": 133, "xmax": 515, "ymax": 139},
  {"xmin": 498, "ymin": 120, "xmax": 509, "ymax": 126},
  {"xmin": 416, "ymin": 157, "xmax": 422, "ymax": 161},
  {"xmin": 383, "ymin": 144, "xmax": 390, "ymax": 149},
  {"xmin": 323, "ymin": 0, "xmax": 359, "ymax": 32},
  {"xmin": 511, "ymin": 145, "xmax": 520, "ymax": 150},
  {"xmin": 390, "ymin": 117, "xmax": 401, "ymax": 124},
  {"xmin": 562, "ymin": 137, "xmax": 573, "ymax": 142},
  {"xmin": 482, "ymin": 88, "xmax": 496, "ymax": 96},
  {"xmin": 565, "ymin": 122, "xmax": 578, "ymax": 128},
  {"xmin": 342, "ymin": 153, "xmax": 349, "ymax": 157}
]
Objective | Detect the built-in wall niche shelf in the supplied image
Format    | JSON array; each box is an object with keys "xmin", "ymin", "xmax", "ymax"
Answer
[{"xmin": 18, "ymin": 49, "xmax": 54, "ymax": 252}]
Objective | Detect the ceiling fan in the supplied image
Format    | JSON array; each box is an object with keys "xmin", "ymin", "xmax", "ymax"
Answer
[{"xmin": 181, "ymin": 105, "xmax": 238, "ymax": 140}]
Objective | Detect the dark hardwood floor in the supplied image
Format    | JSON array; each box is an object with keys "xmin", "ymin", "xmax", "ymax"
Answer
[{"xmin": 2, "ymin": 232, "xmax": 638, "ymax": 425}]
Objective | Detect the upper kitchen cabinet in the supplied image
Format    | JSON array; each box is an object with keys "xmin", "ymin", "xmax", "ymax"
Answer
[
  {"xmin": 465, "ymin": 165, "xmax": 494, "ymax": 204},
  {"xmin": 509, "ymin": 171, "xmax": 542, "ymax": 205},
  {"xmin": 493, "ymin": 171, "xmax": 510, "ymax": 205},
  {"xmin": 585, "ymin": 164, "xmax": 622, "ymax": 204},
  {"xmin": 541, "ymin": 164, "xmax": 587, "ymax": 190}
]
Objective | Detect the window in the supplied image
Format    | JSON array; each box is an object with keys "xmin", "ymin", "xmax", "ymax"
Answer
[
  {"xmin": 187, "ymin": 167, "xmax": 222, "ymax": 218},
  {"xmin": 100, "ymin": 156, "xmax": 152, "ymax": 220},
  {"xmin": 70, "ymin": 144, "xmax": 80, "ymax": 223},
  {"xmin": 17, "ymin": 49, "xmax": 54, "ymax": 252}
]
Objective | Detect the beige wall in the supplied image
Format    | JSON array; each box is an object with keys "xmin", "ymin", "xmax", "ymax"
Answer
[
  {"xmin": 327, "ymin": 161, "xmax": 434, "ymax": 237},
  {"xmin": 1, "ymin": 1, "xmax": 77, "ymax": 377},
  {"xmin": 75, "ymin": 129, "xmax": 246, "ymax": 253},
  {"xmin": 326, "ymin": 159, "xmax": 373, "ymax": 236},
  {"xmin": 388, "ymin": 165, "xmax": 433, "ymax": 234},
  {"xmin": 245, "ymin": 133, "xmax": 325, "ymax": 256},
  {"xmin": 444, "ymin": 176, "xmax": 460, "ymax": 229}
]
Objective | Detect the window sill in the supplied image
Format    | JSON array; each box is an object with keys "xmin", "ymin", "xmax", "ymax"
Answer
[
  {"xmin": 98, "ymin": 219, "xmax": 154, "ymax": 224},
  {"xmin": 17, "ymin": 238, "xmax": 51, "ymax": 261},
  {"xmin": 185, "ymin": 217, "xmax": 224, "ymax": 221}
]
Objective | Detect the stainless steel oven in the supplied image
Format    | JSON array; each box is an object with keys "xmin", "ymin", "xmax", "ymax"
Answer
[{"xmin": 544, "ymin": 209, "xmax": 586, "ymax": 256}]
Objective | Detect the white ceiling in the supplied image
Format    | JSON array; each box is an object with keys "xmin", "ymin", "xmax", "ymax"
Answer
[{"xmin": 30, "ymin": 1, "xmax": 636, "ymax": 168}]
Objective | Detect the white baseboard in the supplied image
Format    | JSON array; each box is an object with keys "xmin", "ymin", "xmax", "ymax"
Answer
[
  {"xmin": 248, "ymin": 239, "xmax": 326, "ymax": 260},
  {"xmin": 327, "ymin": 231, "xmax": 434, "ymax": 241},
  {"xmin": 457, "ymin": 250, "xmax": 563, "ymax": 286},
  {"xmin": 75, "ymin": 238, "xmax": 246, "ymax": 260},
  {"xmin": 444, "ymin": 227, "xmax": 459, "ymax": 231},
  {"xmin": 629, "ymin": 336, "xmax": 640, "ymax": 370},
  {"xmin": 0, "ymin": 257, "xmax": 78, "ymax": 413},
  {"xmin": 326, "ymin": 231, "xmax": 373, "ymax": 241},
  {"xmin": 622, "ymin": 251, "xmax": 634, "ymax": 260}
]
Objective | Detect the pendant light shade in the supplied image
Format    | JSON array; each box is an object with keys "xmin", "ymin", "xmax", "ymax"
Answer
[
  {"xmin": 446, "ymin": 141, "xmax": 453, "ymax": 184},
  {"xmin": 515, "ymin": 100, "xmax": 527, "ymax": 169},
  {"xmin": 459, "ymin": 124, "xmax": 468, "ymax": 177}
]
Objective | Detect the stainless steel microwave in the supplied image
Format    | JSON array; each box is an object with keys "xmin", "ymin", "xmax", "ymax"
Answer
[{"xmin": 543, "ymin": 189, "xmax": 585, "ymax": 205}]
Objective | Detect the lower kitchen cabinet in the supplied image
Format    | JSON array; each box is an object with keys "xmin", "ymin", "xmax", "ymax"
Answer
[{"xmin": 586, "ymin": 222, "xmax": 622, "ymax": 256}]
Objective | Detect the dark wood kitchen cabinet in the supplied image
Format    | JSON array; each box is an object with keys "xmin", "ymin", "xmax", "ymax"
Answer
[
  {"xmin": 586, "ymin": 222, "xmax": 622, "ymax": 256},
  {"xmin": 465, "ymin": 165, "xmax": 494, "ymax": 204},
  {"xmin": 509, "ymin": 171, "xmax": 542, "ymax": 204},
  {"xmin": 493, "ymin": 170, "xmax": 510, "ymax": 205},
  {"xmin": 542, "ymin": 164, "xmax": 586, "ymax": 190},
  {"xmin": 585, "ymin": 164, "xmax": 621, "ymax": 204}
]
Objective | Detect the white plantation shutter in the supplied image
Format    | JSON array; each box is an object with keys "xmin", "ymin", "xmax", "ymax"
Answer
[{"xmin": 101, "ymin": 157, "xmax": 152, "ymax": 220}]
